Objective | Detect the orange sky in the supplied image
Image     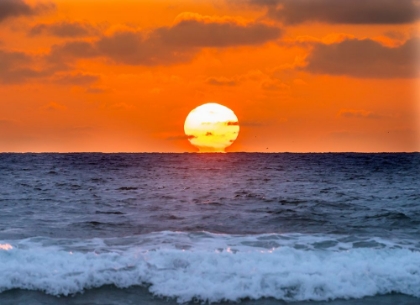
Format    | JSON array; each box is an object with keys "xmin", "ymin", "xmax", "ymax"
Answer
[{"xmin": 0, "ymin": 0, "xmax": 419, "ymax": 152}]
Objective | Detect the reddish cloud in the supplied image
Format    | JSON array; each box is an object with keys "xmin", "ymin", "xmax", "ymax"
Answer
[
  {"xmin": 0, "ymin": 48, "xmax": 100, "ymax": 84},
  {"xmin": 156, "ymin": 18, "xmax": 281, "ymax": 47},
  {"xmin": 245, "ymin": 0, "xmax": 420, "ymax": 25},
  {"xmin": 0, "ymin": 49, "xmax": 49, "ymax": 83},
  {"xmin": 48, "ymin": 41, "xmax": 98, "ymax": 65},
  {"xmin": 29, "ymin": 21, "xmax": 99, "ymax": 37},
  {"xmin": 0, "ymin": 0, "xmax": 54, "ymax": 22},
  {"xmin": 95, "ymin": 30, "xmax": 193, "ymax": 66},
  {"xmin": 304, "ymin": 37, "xmax": 420, "ymax": 78},
  {"xmin": 53, "ymin": 72, "xmax": 100, "ymax": 86},
  {"xmin": 46, "ymin": 15, "xmax": 282, "ymax": 66}
]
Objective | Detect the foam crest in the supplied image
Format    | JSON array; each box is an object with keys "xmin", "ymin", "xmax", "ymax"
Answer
[{"xmin": 1, "ymin": 232, "xmax": 419, "ymax": 303}]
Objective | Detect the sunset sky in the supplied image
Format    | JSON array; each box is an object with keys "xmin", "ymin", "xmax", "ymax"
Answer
[{"xmin": 1, "ymin": 0, "xmax": 419, "ymax": 152}]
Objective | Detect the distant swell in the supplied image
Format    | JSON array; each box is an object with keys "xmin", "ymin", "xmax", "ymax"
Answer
[{"xmin": 1, "ymin": 232, "xmax": 420, "ymax": 303}]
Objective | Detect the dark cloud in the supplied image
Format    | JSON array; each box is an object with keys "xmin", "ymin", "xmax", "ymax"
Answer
[
  {"xmin": 0, "ymin": 49, "xmax": 47, "ymax": 83},
  {"xmin": 384, "ymin": 31, "xmax": 407, "ymax": 40},
  {"xmin": 246, "ymin": 0, "xmax": 420, "ymax": 24},
  {"xmin": 227, "ymin": 121, "xmax": 239, "ymax": 126},
  {"xmin": 0, "ymin": 0, "xmax": 54, "ymax": 23},
  {"xmin": 157, "ymin": 19, "xmax": 281, "ymax": 47},
  {"xmin": 304, "ymin": 37, "xmax": 420, "ymax": 78},
  {"xmin": 29, "ymin": 21, "xmax": 98, "ymax": 37},
  {"xmin": 95, "ymin": 31, "xmax": 194, "ymax": 65},
  {"xmin": 47, "ymin": 41, "xmax": 99, "ymax": 71},
  {"xmin": 53, "ymin": 73, "xmax": 100, "ymax": 86},
  {"xmin": 49, "ymin": 41, "xmax": 98, "ymax": 62},
  {"xmin": 0, "ymin": 0, "xmax": 33, "ymax": 22},
  {"xmin": 186, "ymin": 135, "xmax": 197, "ymax": 140},
  {"xmin": 47, "ymin": 17, "xmax": 282, "ymax": 66},
  {"xmin": 0, "ymin": 49, "xmax": 97, "ymax": 84},
  {"xmin": 205, "ymin": 132, "xmax": 213, "ymax": 136},
  {"xmin": 206, "ymin": 77, "xmax": 237, "ymax": 86}
]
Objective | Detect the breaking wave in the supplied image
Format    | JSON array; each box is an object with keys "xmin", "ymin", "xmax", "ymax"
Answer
[{"xmin": 1, "ymin": 231, "xmax": 419, "ymax": 303}]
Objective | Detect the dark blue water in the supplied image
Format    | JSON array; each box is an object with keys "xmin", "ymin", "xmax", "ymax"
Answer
[{"xmin": 0, "ymin": 153, "xmax": 419, "ymax": 304}]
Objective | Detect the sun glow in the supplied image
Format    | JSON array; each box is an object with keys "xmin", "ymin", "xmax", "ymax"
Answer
[{"xmin": 184, "ymin": 103, "xmax": 240, "ymax": 152}]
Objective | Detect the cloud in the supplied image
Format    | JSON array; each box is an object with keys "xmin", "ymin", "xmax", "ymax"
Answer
[
  {"xmin": 29, "ymin": 21, "xmax": 99, "ymax": 37},
  {"xmin": 246, "ymin": 0, "xmax": 420, "ymax": 24},
  {"xmin": 0, "ymin": 49, "xmax": 49, "ymax": 83},
  {"xmin": 48, "ymin": 41, "xmax": 98, "ymax": 64},
  {"xmin": 0, "ymin": 49, "xmax": 95, "ymax": 84},
  {"xmin": 95, "ymin": 30, "xmax": 194, "ymax": 65},
  {"xmin": 206, "ymin": 77, "xmax": 238, "ymax": 86},
  {"xmin": 338, "ymin": 109, "xmax": 383, "ymax": 119},
  {"xmin": 0, "ymin": 0, "xmax": 54, "ymax": 23},
  {"xmin": 384, "ymin": 31, "xmax": 407, "ymax": 41},
  {"xmin": 157, "ymin": 17, "xmax": 281, "ymax": 47},
  {"xmin": 303, "ymin": 37, "xmax": 420, "ymax": 78},
  {"xmin": 47, "ymin": 14, "xmax": 282, "ymax": 66},
  {"xmin": 53, "ymin": 72, "xmax": 100, "ymax": 86},
  {"xmin": 173, "ymin": 12, "xmax": 249, "ymax": 25}
]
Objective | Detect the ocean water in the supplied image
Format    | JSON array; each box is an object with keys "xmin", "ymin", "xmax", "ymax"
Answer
[{"xmin": 0, "ymin": 153, "xmax": 419, "ymax": 305}]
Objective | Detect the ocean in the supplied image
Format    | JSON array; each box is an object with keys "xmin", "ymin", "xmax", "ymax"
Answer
[{"xmin": 0, "ymin": 153, "xmax": 419, "ymax": 305}]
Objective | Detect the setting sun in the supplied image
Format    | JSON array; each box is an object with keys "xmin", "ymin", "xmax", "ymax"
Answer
[{"xmin": 184, "ymin": 103, "xmax": 239, "ymax": 152}]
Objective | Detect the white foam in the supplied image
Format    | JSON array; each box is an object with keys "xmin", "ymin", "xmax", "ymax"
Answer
[{"xmin": 0, "ymin": 232, "xmax": 419, "ymax": 303}]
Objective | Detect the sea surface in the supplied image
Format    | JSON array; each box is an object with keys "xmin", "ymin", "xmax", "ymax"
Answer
[{"xmin": 0, "ymin": 153, "xmax": 419, "ymax": 305}]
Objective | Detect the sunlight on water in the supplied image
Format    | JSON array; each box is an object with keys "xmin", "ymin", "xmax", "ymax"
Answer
[{"xmin": 0, "ymin": 244, "xmax": 13, "ymax": 251}]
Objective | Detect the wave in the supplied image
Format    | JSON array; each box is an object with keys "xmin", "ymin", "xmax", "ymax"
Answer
[{"xmin": 1, "ymin": 232, "xmax": 419, "ymax": 303}]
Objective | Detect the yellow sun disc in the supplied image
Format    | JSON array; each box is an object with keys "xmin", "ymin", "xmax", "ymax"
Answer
[{"xmin": 184, "ymin": 103, "xmax": 240, "ymax": 152}]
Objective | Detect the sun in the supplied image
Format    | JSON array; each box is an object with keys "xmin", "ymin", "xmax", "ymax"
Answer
[{"xmin": 184, "ymin": 103, "xmax": 240, "ymax": 152}]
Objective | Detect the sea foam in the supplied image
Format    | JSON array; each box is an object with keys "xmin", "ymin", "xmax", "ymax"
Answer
[{"xmin": 0, "ymin": 232, "xmax": 419, "ymax": 303}]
